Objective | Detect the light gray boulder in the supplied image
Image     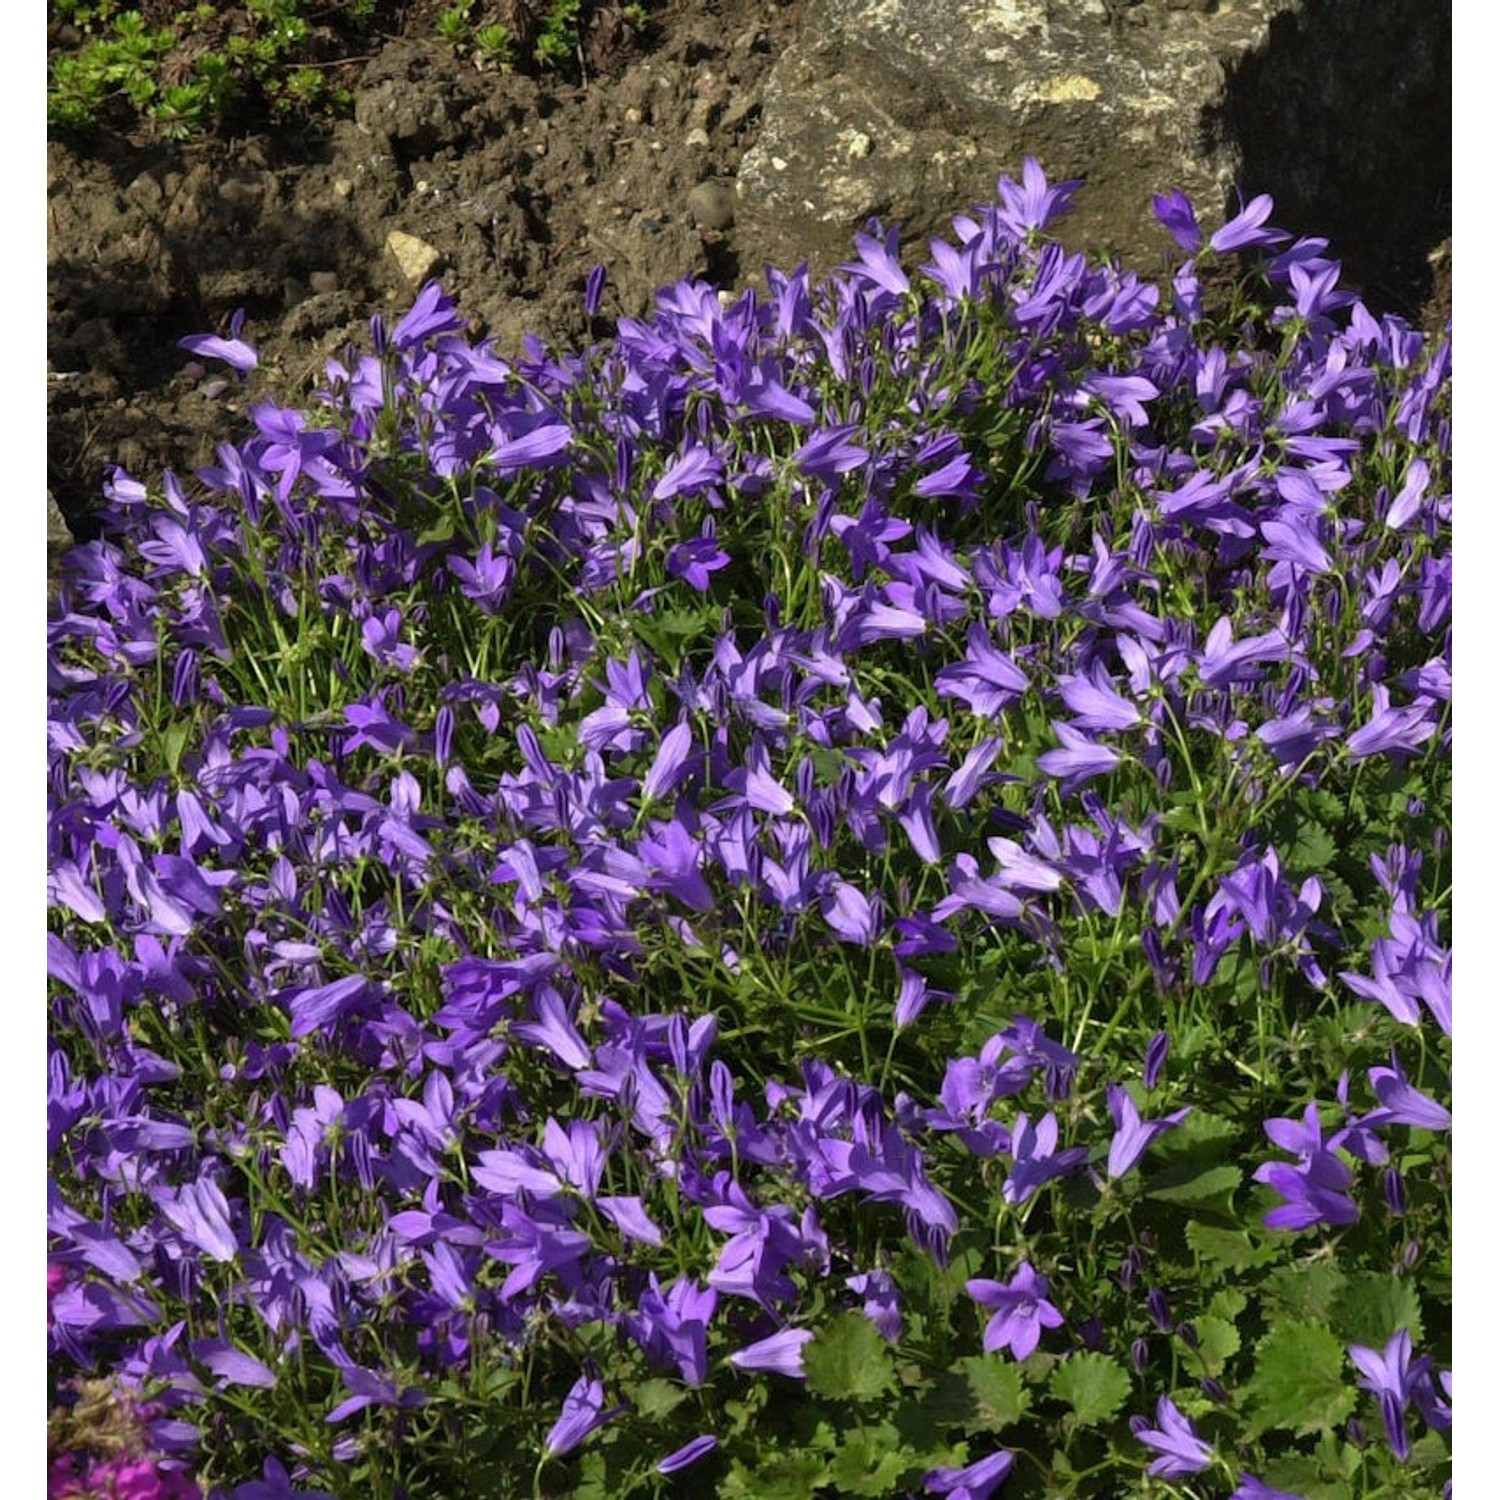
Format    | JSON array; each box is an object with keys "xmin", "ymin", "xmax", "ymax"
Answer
[{"xmin": 735, "ymin": 0, "xmax": 1449, "ymax": 306}]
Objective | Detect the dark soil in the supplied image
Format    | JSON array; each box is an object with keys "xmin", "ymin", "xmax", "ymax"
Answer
[
  {"xmin": 47, "ymin": 0, "xmax": 805, "ymax": 551},
  {"xmin": 47, "ymin": 0, "xmax": 1451, "ymax": 574}
]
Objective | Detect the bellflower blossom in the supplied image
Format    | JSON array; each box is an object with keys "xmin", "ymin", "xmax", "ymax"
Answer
[
  {"xmin": 178, "ymin": 307, "xmax": 258, "ymax": 373},
  {"xmin": 922, "ymin": 1448, "xmax": 1015, "ymax": 1499},
  {"xmin": 728, "ymin": 1326, "xmax": 814, "ymax": 1379},
  {"xmin": 1230, "ymin": 1476, "xmax": 1307, "ymax": 1500},
  {"xmin": 965, "ymin": 1261, "xmax": 1064, "ymax": 1360},
  {"xmin": 1104, "ymin": 1084, "xmax": 1191, "ymax": 1179},
  {"xmin": 543, "ymin": 1373, "xmax": 624, "ymax": 1458},
  {"xmin": 1134, "ymin": 1396, "xmax": 1213, "ymax": 1478},
  {"xmin": 656, "ymin": 1435, "xmax": 719, "ymax": 1475}
]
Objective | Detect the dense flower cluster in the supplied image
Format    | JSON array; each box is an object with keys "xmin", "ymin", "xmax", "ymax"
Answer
[{"xmin": 48, "ymin": 160, "xmax": 1450, "ymax": 1496}]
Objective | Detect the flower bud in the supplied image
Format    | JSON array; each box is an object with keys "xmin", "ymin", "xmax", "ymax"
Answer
[{"xmin": 1147, "ymin": 1286, "xmax": 1173, "ymax": 1333}]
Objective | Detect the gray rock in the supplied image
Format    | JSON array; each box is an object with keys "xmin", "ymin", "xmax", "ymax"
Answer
[
  {"xmin": 688, "ymin": 179, "xmax": 738, "ymax": 231},
  {"xmin": 735, "ymin": 0, "xmax": 1449, "ymax": 299}
]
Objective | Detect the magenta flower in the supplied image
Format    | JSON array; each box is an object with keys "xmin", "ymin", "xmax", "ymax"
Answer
[{"xmin": 965, "ymin": 1261, "xmax": 1064, "ymax": 1361}]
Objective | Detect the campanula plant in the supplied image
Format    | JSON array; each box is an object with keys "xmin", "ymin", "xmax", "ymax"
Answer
[{"xmin": 48, "ymin": 159, "xmax": 1450, "ymax": 1497}]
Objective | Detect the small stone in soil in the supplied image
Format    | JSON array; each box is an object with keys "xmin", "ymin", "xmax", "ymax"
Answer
[{"xmin": 687, "ymin": 180, "xmax": 736, "ymax": 230}]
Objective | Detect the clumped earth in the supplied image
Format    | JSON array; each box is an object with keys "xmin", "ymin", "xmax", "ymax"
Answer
[
  {"xmin": 47, "ymin": 0, "xmax": 804, "ymax": 550},
  {"xmin": 47, "ymin": 0, "xmax": 1450, "ymax": 563}
]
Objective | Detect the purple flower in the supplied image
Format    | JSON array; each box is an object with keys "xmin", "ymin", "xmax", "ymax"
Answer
[
  {"xmin": 1364, "ymin": 1055, "xmax": 1451, "ymax": 1132},
  {"xmin": 178, "ymin": 307, "xmax": 258, "ymax": 372},
  {"xmin": 1057, "ymin": 665, "xmax": 1142, "ymax": 732},
  {"xmin": 667, "ymin": 534, "xmax": 732, "ymax": 591},
  {"xmin": 1253, "ymin": 1148, "xmax": 1359, "ymax": 1231},
  {"xmin": 1135, "ymin": 1396, "xmax": 1213, "ymax": 1478},
  {"xmin": 192, "ymin": 1339, "xmax": 278, "ymax": 1389},
  {"xmin": 656, "ymin": 1435, "xmax": 719, "ymax": 1474},
  {"xmin": 626, "ymin": 1275, "xmax": 717, "ymax": 1386},
  {"xmin": 220, "ymin": 1456, "xmax": 336, "ymax": 1500},
  {"xmin": 326, "ymin": 1366, "xmax": 425, "ymax": 1424},
  {"xmin": 1036, "ymin": 722, "xmax": 1121, "ymax": 790},
  {"xmin": 1105, "ymin": 1084, "xmax": 1191, "ymax": 1179},
  {"xmin": 360, "ymin": 608, "xmax": 420, "ymax": 671},
  {"xmin": 846, "ymin": 1268, "xmax": 903, "ymax": 1342},
  {"xmin": 965, "ymin": 1261, "xmax": 1064, "ymax": 1360},
  {"xmin": 1209, "ymin": 192, "xmax": 1290, "ymax": 255},
  {"xmin": 1144, "ymin": 1031, "xmax": 1170, "ymax": 1090},
  {"xmin": 1003, "ymin": 1111, "xmax": 1088, "ymax": 1203},
  {"xmin": 583, "ymin": 263, "xmax": 608, "ymax": 318},
  {"xmin": 156, "ymin": 1178, "xmax": 239, "ymax": 1263},
  {"xmin": 1152, "ymin": 188, "xmax": 1203, "ymax": 252},
  {"xmin": 544, "ymin": 1373, "xmax": 622, "ymax": 1458},
  {"xmin": 489, "ymin": 422, "xmax": 573, "ymax": 473},
  {"xmin": 842, "ymin": 224, "xmax": 910, "ymax": 299},
  {"xmin": 1345, "ymin": 684, "xmax": 1437, "ymax": 763},
  {"xmin": 996, "ymin": 155, "xmax": 1080, "ymax": 237},
  {"xmin": 728, "ymin": 1327, "xmax": 813, "ymax": 1378},
  {"xmin": 922, "ymin": 1448, "xmax": 1015, "ymax": 1499},
  {"xmin": 1348, "ymin": 1329, "xmax": 1422, "ymax": 1461},
  {"xmin": 1230, "ymin": 1476, "xmax": 1307, "ymax": 1500}
]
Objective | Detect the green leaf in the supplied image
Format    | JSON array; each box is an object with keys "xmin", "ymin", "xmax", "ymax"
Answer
[
  {"xmin": 960, "ymin": 1356, "xmax": 1029, "ymax": 1432},
  {"xmin": 416, "ymin": 511, "xmax": 457, "ymax": 546},
  {"xmin": 828, "ymin": 1425, "xmax": 919, "ymax": 1496},
  {"xmin": 1243, "ymin": 1320, "xmax": 1357, "ymax": 1439},
  {"xmin": 1330, "ymin": 1272, "xmax": 1425, "ymax": 1348},
  {"xmin": 722, "ymin": 1450, "xmax": 833, "ymax": 1499},
  {"xmin": 1185, "ymin": 1220, "xmax": 1279, "ymax": 1271},
  {"xmin": 802, "ymin": 1312, "xmax": 896, "ymax": 1404},
  {"xmin": 928, "ymin": 1357, "xmax": 1028, "ymax": 1433},
  {"xmin": 1261, "ymin": 1453, "xmax": 1360, "ymax": 1500},
  {"xmin": 1206, "ymin": 1287, "xmax": 1248, "ymax": 1323},
  {"xmin": 1287, "ymin": 819, "xmax": 1337, "ymax": 871},
  {"xmin": 1049, "ymin": 1352, "xmax": 1131, "ymax": 1426},
  {"xmin": 1144, "ymin": 1162, "xmax": 1241, "ymax": 1206},
  {"xmin": 1262, "ymin": 1262, "xmax": 1348, "ymax": 1324},
  {"xmin": 1152, "ymin": 1108, "xmax": 1241, "ymax": 1155},
  {"xmin": 1192, "ymin": 1314, "xmax": 1241, "ymax": 1378},
  {"xmin": 628, "ymin": 1377, "xmax": 685, "ymax": 1419}
]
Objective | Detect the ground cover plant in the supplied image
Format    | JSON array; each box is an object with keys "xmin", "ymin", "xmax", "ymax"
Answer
[
  {"xmin": 46, "ymin": 161, "xmax": 1452, "ymax": 1498},
  {"xmin": 47, "ymin": 1, "xmax": 656, "ymax": 139}
]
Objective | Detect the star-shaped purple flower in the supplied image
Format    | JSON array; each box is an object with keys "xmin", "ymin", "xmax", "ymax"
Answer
[{"xmin": 964, "ymin": 1261, "xmax": 1064, "ymax": 1361}]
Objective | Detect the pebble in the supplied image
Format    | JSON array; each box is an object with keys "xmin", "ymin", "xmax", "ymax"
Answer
[
  {"xmin": 685, "ymin": 127, "xmax": 711, "ymax": 149},
  {"xmin": 720, "ymin": 95, "xmax": 756, "ymax": 133},
  {"xmin": 687, "ymin": 179, "xmax": 736, "ymax": 230},
  {"xmin": 386, "ymin": 229, "xmax": 444, "ymax": 283}
]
